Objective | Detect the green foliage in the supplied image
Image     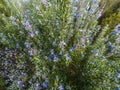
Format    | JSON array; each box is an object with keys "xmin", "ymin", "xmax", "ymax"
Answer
[
  {"xmin": 102, "ymin": 0, "xmax": 120, "ymax": 16},
  {"xmin": 98, "ymin": 0, "xmax": 120, "ymax": 26},
  {"xmin": 101, "ymin": 9, "xmax": 120, "ymax": 28},
  {"xmin": 0, "ymin": 75, "xmax": 5, "ymax": 90},
  {"xmin": 0, "ymin": 0, "xmax": 120, "ymax": 90},
  {"xmin": 0, "ymin": 0, "xmax": 10, "ymax": 48}
]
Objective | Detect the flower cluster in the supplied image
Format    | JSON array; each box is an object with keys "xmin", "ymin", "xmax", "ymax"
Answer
[{"xmin": 0, "ymin": 0, "xmax": 120, "ymax": 90}]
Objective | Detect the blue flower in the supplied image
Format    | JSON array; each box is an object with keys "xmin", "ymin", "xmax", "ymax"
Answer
[
  {"xmin": 58, "ymin": 84, "xmax": 64, "ymax": 90},
  {"xmin": 17, "ymin": 80, "xmax": 25, "ymax": 89},
  {"xmin": 34, "ymin": 82, "xmax": 42, "ymax": 90},
  {"xmin": 117, "ymin": 88, "xmax": 120, "ymax": 90},
  {"xmin": 30, "ymin": 32, "xmax": 35, "ymax": 38},
  {"xmin": 42, "ymin": 74, "xmax": 46, "ymax": 79},
  {"xmin": 50, "ymin": 49, "xmax": 54, "ymax": 55},
  {"xmin": 56, "ymin": 75, "xmax": 59, "ymax": 80},
  {"xmin": 28, "ymin": 49, "xmax": 33, "ymax": 56},
  {"xmin": 35, "ymin": 30, "xmax": 39, "ymax": 35},
  {"xmin": 110, "ymin": 31, "xmax": 117, "ymax": 35},
  {"xmin": 65, "ymin": 54, "xmax": 70, "ymax": 61},
  {"xmin": 91, "ymin": 50, "xmax": 95, "ymax": 53},
  {"xmin": 24, "ymin": 20, "xmax": 31, "ymax": 30},
  {"xmin": 69, "ymin": 48, "xmax": 74, "ymax": 52},
  {"xmin": 53, "ymin": 55, "xmax": 58, "ymax": 62},
  {"xmin": 9, "ymin": 16, "xmax": 15, "ymax": 21},
  {"xmin": 42, "ymin": 0, "xmax": 47, "ymax": 5},
  {"xmin": 117, "ymin": 73, "xmax": 120, "ymax": 79},
  {"xmin": 24, "ymin": 41, "xmax": 31, "ymax": 49},
  {"xmin": 42, "ymin": 82, "xmax": 48, "ymax": 89}
]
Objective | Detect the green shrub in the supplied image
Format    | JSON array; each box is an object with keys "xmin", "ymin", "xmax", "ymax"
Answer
[
  {"xmin": 0, "ymin": 75, "xmax": 5, "ymax": 90},
  {"xmin": 0, "ymin": 0, "xmax": 120, "ymax": 90}
]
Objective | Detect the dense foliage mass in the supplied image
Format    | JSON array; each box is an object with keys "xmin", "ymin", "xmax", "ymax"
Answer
[{"xmin": 0, "ymin": 0, "xmax": 120, "ymax": 90}]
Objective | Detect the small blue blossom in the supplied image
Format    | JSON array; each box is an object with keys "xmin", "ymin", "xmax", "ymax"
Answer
[
  {"xmin": 24, "ymin": 41, "xmax": 31, "ymax": 48},
  {"xmin": 30, "ymin": 32, "xmax": 35, "ymax": 38},
  {"xmin": 28, "ymin": 49, "xmax": 33, "ymax": 56},
  {"xmin": 28, "ymin": 32, "xmax": 35, "ymax": 38},
  {"xmin": 69, "ymin": 48, "xmax": 74, "ymax": 52},
  {"xmin": 52, "ymin": 41, "xmax": 56, "ymax": 46},
  {"xmin": 75, "ymin": 0, "xmax": 78, "ymax": 2},
  {"xmin": 35, "ymin": 72, "xmax": 40, "ymax": 76},
  {"xmin": 86, "ymin": 4, "xmax": 90, "ymax": 11},
  {"xmin": 91, "ymin": 50, "xmax": 95, "ymax": 53},
  {"xmin": 59, "ymin": 51, "xmax": 62, "ymax": 55},
  {"xmin": 110, "ymin": 31, "xmax": 117, "ymax": 35},
  {"xmin": 59, "ymin": 41, "xmax": 66, "ymax": 48},
  {"xmin": 9, "ymin": 16, "xmax": 15, "ymax": 21},
  {"xmin": 117, "ymin": 88, "xmax": 120, "ymax": 90},
  {"xmin": 89, "ymin": 62, "xmax": 94, "ymax": 64},
  {"xmin": 21, "ymin": 72, "xmax": 27, "ymax": 77},
  {"xmin": 65, "ymin": 54, "xmax": 70, "ymax": 61},
  {"xmin": 42, "ymin": 82, "xmax": 48, "ymax": 89},
  {"xmin": 5, "ymin": 47, "xmax": 9, "ymax": 51},
  {"xmin": 34, "ymin": 82, "xmax": 42, "ymax": 90},
  {"xmin": 35, "ymin": 30, "xmax": 39, "ymax": 35},
  {"xmin": 56, "ymin": 75, "xmax": 59, "ymax": 81},
  {"xmin": 53, "ymin": 55, "xmax": 58, "ymax": 62},
  {"xmin": 50, "ymin": 49, "xmax": 54, "ymax": 55},
  {"xmin": 42, "ymin": 74, "xmax": 46, "ymax": 79},
  {"xmin": 25, "ymin": 20, "xmax": 31, "ymax": 30},
  {"xmin": 117, "ymin": 73, "xmax": 120, "ymax": 79},
  {"xmin": 114, "ymin": 24, "xmax": 120, "ymax": 35},
  {"xmin": 34, "ymin": 82, "xmax": 40, "ymax": 87},
  {"xmin": 17, "ymin": 80, "xmax": 25, "ymax": 89},
  {"xmin": 116, "ymin": 36, "xmax": 120, "ymax": 43},
  {"xmin": 59, "ymin": 84, "xmax": 64, "ymax": 90},
  {"xmin": 42, "ymin": 0, "xmax": 47, "ymax": 5}
]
